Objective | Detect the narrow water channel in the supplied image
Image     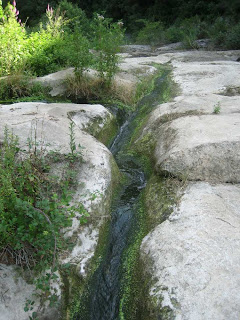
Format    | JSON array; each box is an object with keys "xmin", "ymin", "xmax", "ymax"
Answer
[{"xmin": 72, "ymin": 70, "xmax": 170, "ymax": 320}]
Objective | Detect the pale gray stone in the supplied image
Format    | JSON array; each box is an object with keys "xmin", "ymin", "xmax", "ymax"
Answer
[
  {"xmin": 154, "ymin": 114, "xmax": 240, "ymax": 183},
  {"xmin": 141, "ymin": 182, "xmax": 240, "ymax": 320},
  {"xmin": 0, "ymin": 102, "xmax": 118, "ymax": 319}
]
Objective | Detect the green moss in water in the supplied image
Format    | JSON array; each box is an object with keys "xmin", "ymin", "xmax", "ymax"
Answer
[
  {"xmin": 117, "ymin": 171, "xmax": 182, "ymax": 320},
  {"xmin": 144, "ymin": 174, "xmax": 182, "ymax": 229},
  {"xmin": 65, "ymin": 218, "xmax": 111, "ymax": 320},
  {"xmin": 118, "ymin": 193, "xmax": 149, "ymax": 320},
  {"xmin": 96, "ymin": 115, "xmax": 118, "ymax": 147},
  {"xmin": 67, "ymin": 166, "xmax": 126, "ymax": 319},
  {"xmin": 123, "ymin": 64, "xmax": 179, "ymax": 177}
]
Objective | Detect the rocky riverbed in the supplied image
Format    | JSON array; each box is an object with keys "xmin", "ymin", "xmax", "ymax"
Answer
[{"xmin": 0, "ymin": 45, "xmax": 240, "ymax": 320}]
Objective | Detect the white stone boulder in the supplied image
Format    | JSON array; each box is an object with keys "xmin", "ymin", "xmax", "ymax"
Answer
[
  {"xmin": 35, "ymin": 68, "xmax": 74, "ymax": 96},
  {"xmin": 0, "ymin": 102, "xmax": 119, "ymax": 319},
  {"xmin": 154, "ymin": 114, "xmax": 240, "ymax": 183},
  {"xmin": 141, "ymin": 182, "xmax": 240, "ymax": 320}
]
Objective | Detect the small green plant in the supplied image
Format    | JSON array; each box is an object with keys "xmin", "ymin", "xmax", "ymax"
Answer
[
  {"xmin": 67, "ymin": 119, "xmax": 83, "ymax": 162},
  {"xmin": 213, "ymin": 102, "xmax": 221, "ymax": 114},
  {"xmin": 93, "ymin": 13, "xmax": 124, "ymax": 85},
  {"xmin": 0, "ymin": 126, "xmax": 88, "ymax": 317}
]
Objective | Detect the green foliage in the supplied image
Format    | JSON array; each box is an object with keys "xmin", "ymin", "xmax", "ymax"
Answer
[
  {"xmin": 93, "ymin": 13, "xmax": 124, "ymax": 84},
  {"xmin": 225, "ymin": 22, "xmax": 240, "ymax": 49},
  {"xmin": 208, "ymin": 17, "xmax": 230, "ymax": 47},
  {"xmin": 0, "ymin": 2, "xmax": 28, "ymax": 76},
  {"xmin": 136, "ymin": 19, "xmax": 164, "ymax": 45},
  {"xmin": 69, "ymin": 32, "xmax": 93, "ymax": 77},
  {"xmin": 0, "ymin": 1, "xmax": 124, "ymax": 87},
  {"xmin": 58, "ymin": 0, "xmax": 90, "ymax": 34},
  {"xmin": 164, "ymin": 24, "xmax": 184, "ymax": 44},
  {"xmin": 26, "ymin": 6, "xmax": 68, "ymax": 76},
  {"xmin": 213, "ymin": 102, "xmax": 221, "ymax": 114},
  {"xmin": 0, "ymin": 0, "xmax": 4, "ymax": 19},
  {"xmin": 0, "ymin": 126, "xmax": 88, "ymax": 314},
  {"xmin": 0, "ymin": 74, "xmax": 50, "ymax": 102},
  {"xmin": 135, "ymin": 17, "xmax": 204, "ymax": 49},
  {"xmin": 0, "ymin": 2, "xmax": 66, "ymax": 76},
  {"xmin": 179, "ymin": 17, "xmax": 201, "ymax": 49}
]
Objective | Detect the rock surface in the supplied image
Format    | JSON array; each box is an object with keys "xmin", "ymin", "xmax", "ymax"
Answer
[
  {"xmin": 154, "ymin": 114, "xmax": 240, "ymax": 182},
  {"xmin": 35, "ymin": 68, "xmax": 74, "ymax": 96},
  {"xmin": 132, "ymin": 50, "xmax": 240, "ymax": 183},
  {"xmin": 141, "ymin": 182, "xmax": 240, "ymax": 320},
  {"xmin": 1, "ymin": 48, "xmax": 240, "ymax": 320},
  {"xmin": 0, "ymin": 102, "xmax": 119, "ymax": 319},
  {"xmin": 131, "ymin": 49, "xmax": 240, "ymax": 319}
]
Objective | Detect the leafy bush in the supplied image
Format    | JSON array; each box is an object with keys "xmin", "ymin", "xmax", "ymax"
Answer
[
  {"xmin": 0, "ymin": 2, "xmax": 28, "ymax": 76},
  {"xmin": 0, "ymin": 0, "xmax": 124, "ymax": 86},
  {"xmin": 164, "ymin": 24, "xmax": 183, "ymax": 43},
  {"xmin": 0, "ymin": 125, "xmax": 88, "ymax": 315},
  {"xmin": 208, "ymin": 17, "xmax": 230, "ymax": 47},
  {"xmin": 0, "ymin": 127, "xmax": 84, "ymax": 269},
  {"xmin": 135, "ymin": 19, "xmax": 164, "ymax": 45},
  {"xmin": 58, "ymin": 0, "xmax": 90, "ymax": 34},
  {"xmin": 67, "ymin": 32, "xmax": 93, "ymax": 77},
  {"xmin": 26, "ymin": 5, "xmax": 68, "ymax": 76},
  {"xmin": 225, "ymin": 22, "xmax": 240, "ymax": 49},
  {"xmin": 92, "ymin": 13, "xmax": 124, "ymax": 84},
  {"xmin": 135, "ymin": 16, "xmax": 207, "ymax": 49},
  {"xmin": 178, "ymin": 17, "xmax": 202, "ymax": 49}
]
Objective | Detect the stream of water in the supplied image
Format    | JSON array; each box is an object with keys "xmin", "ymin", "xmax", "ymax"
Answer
[{"xmin": 72, "ymin": 71, "xmax": 169, "ymax": 320}]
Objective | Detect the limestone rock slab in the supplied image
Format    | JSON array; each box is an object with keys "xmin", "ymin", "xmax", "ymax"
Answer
[
  {"xmin": 141, "ymin": 182, "xmax": 240, "ymax": 320},
  {"xmin": 154, "ymin": 114, "xmax": 240, "ymax": 183},
  {"xmin": 0, "ymin": 102, "xmax": 119, "ymax": 319}
]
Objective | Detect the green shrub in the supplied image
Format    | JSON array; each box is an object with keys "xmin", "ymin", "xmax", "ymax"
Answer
[
  {"xmin": 93, "ymin": 13, "xmax": 124, "ymax": 84},
  {"xmin": 58, "ymin": 0, "xmax": 90, "ymax": 34},
  {"xmin": 208, "ymin": 17, "xmax": 230, "ymax": 47},
  {"xmin": 26, "ymin": 5, "xmax": 68, "ymax": 76},
  {"xmin": 0, "ymin": 127, "xmax": 78, "ymax": 268},
  {"xmin": 136, "ymin": 19, "xmax": 164, "ymax": 45},
  {"xmin": 0, "ymin": 1, "xmax": 124, "ymax": 88},
  {"xmin": 164, "ymin": 25, "xmax": 183, "ymax": 43},
  {"xmin": 225, "ymin": 22, "xmax": 240, "ymax": 49},
  {"xmin": 0, "ymin": 2, "xmax": 28, "ymax": 76},
  {"xmin": 179, "ymin": 17, "xmax": 201, "ymax": 49},
  {"xmin": 67, "ymin": 31, "xmax": 93, "ymax": 77},
  {"xmin": 0, "ymin": 125, "xmax": 88, "ymax": 314}
]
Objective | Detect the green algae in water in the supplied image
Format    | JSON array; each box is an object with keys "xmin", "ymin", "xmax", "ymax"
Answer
[{"xmin": 68, "ymin": 64, "xmax": 180, "ymax": 320}]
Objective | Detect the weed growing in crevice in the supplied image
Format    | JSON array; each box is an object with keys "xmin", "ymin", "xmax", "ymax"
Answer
[{"xmin": 213, "ymin": 102, "xmax": 221, "ymax": 114}]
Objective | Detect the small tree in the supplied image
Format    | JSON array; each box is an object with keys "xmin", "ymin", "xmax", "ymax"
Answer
[{"xmin": 93, "ymin": 13, "xmax": 124, "ymax": 85}]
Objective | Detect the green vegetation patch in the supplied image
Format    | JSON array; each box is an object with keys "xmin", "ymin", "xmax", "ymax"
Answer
[
  {"xmin": 0, "ymin": 74, "xmax": 51, "ymax": 103},
  {"xmin": 125, "ymin": 64, "xmax": 178, "ymax": 176},
  {"xmin": 0, "ymin": 124, "xmax": 89, "ymax": 318},
  {"xmin": 118, "ymin": 172, "xmax": 184, "ymax": 320}
]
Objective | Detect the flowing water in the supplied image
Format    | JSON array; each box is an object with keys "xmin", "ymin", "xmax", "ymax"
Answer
[{"xmin": 72, "ymin": 71, "xmax": 170, "ymax": 320}]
